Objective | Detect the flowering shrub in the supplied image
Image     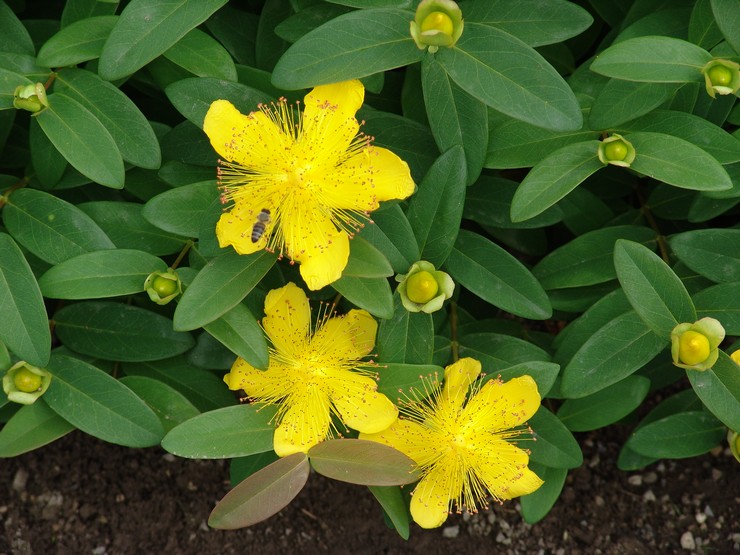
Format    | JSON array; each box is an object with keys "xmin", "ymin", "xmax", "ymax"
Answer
[{"xmin": 0, "ymin": 0, "xmax": 738, "ymax": 538}]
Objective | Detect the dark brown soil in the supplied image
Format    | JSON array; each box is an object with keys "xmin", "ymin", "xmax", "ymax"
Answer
[{"xmin": 1, "ymin": 428, "xmax": 737, "ymax": 555}]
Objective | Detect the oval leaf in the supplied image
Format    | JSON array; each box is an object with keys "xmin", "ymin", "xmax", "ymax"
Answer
[
  {"xmin": 687, "ymin": 351, "xmax": 740, "ymax": 431},
  {"xmin": 332, "ymin": 275, "xmax": 394, "ymax": 320},
  {"xmin": 163, "ymin": 28, "xmax": 237, "ymax": 81},
  {"xmin": 36, "ymin": 15, "xmax": 118, "ymax": 67},
  {"xmin": 669, "ymin": 228, "xmax": 740, "ymax": 283},
  {"xmin": 119, "ymin": 375, "xmax": 201, "ymax": 433},
  {"xmin": 377, "ymin": 296, "xmax": 434, "ymax": 364},
  {"xmin": 628, "ymin": 411, "xmax": 725, "ymax": 458},
  {"xmin": 203, "ymin": 301, "xmax": 269, "ymax": 370},
  {"xmin": 528, "ymin": 407, "xmax": 583, "ymax": 469},
  {"xmin": 0, "ymin": 400, "xmax": 74, "ymax": 457},
  {"xmin": 143, "ymin": 180, "xmax": 217, "ymax": 237}
]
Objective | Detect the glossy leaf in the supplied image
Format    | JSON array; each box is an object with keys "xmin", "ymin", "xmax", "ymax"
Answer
[
  {"xmin": 308, "ymin": 439, "xmax": 420, "ymax": 485},
  {"xmin": 0, "ymin": 233, "xmax": 51, "ymax": 367},
  {"xmin": 203, "ymin": 301, "xmax": 269, "ymax": 370},
  {"xmin": 358, "ymin": 204, "xmax": 419, "ymax": 273},
  {"xmin": 29, "ymin": 118, "xmax": 66, "ymax": 187},
  {"xmin": 510, "ymin": 140, "xmax": 603, "ymax": 222},
  {"xmin": 36, "ymin": 15, "xmax": 118, "ymax": 67},
  {"xmin": 520, "ymin": 463, "xmax": 568, "ymax": 524},
  {"xmin": 614, "ymin": 239, "xmax": 696, "ymax": 338},
  {"xmin": 711, "ymin": 0, "xmax": 740, "ymax": 54},
  {"xmin": 342, "ymin": 236, "xmax": 394, "ymax": 278},
  {"xmin": 44, "ymin": 354, "xmax": 164, "ymax": 447},
  {"xmin": 446, "ymin": 230, "xmax": 552, "ymax": 319},
  {"xmin": 209, "ymin": 453, "xmax": 310, "ymax": 529},
  {"xmin": 174, "ymin": 250, "xmax": 275, "ymax": 331},
  {"xmin": 39, "ymin": 249, "xmax": 166, "ymax": 299},
  {"xmin": 0, "ymin": 68, "xmax": 32, "ymax": 110},
  {"xmin": 377, "ymin": 297, "xmax": 434, "ymax": 364},
  {"xmin": 143, "ymin": 180, "xmax": 217, "ymax": 237},
  {"xmin": 669, "ymin": 229, "xmax": 740, "ymax": 283},
  {"xmin": 332, "ymin": 275, "xmax": 394, "ymax": 320},
  {"xmin": 588, "ymin": 80, "xmax": 681, "ymax": 130},
  {"xmin": 374, "ymin": 363, "xmax": 442, "ymax": 404},
  {"xmin": 98, "ymin": 0, "xmax": 229, "ymax": 80},
  {"xmin": 0, "ymin": 400, "xmax": 74, "ymax": 457},
  {"xmin": 628, "ymin": 411, "xmax": 725, "ymax": 458},
  {"xmin": 163, "ymin": 28, "xmax": 237, "ymax": 81},
  {"xmin": 437, "ymin": 23, "xmax": 582, "ymax": 131},
  {"xmin": 694, "ymin": 283, "xmax": 740, "ymax": 335},
  {"xmin": 528, "ymin": 407, "xmax": 583, "ymax": 469},
  {"xmin": 368, "ymin": 485, "xmax": 410, "ymax": 540},
  {"xmin": 119, "ymin": 375, "xmax": 200, "ymax": 433},
  {"xmin": 0, "ymin": 1, "xmax": 34, "ymax": 55},
  {"xmin": 272, "ymin": 9, "xmax": 423, "ymax": 89},
  {"xmin": 54, "ymin": 301, "xmax": 194, "ymax": 362},
  {"xmin": 687, "ymin": 351, "xmax": 740, "ymax": 431},
  {"xmin": 162, "ymin": 405, "xmax": 276, "ymax": 458}
]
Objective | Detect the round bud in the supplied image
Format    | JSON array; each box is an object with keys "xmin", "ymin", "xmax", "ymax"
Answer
[
  {"xmin": 406, "ymin": 270, "xmax": 440, "ymax": 304},
  {"xmin": 13, "ymin": 367, "xmax": 43, "ymax": 392},
  {"xmin": 421, "ymin": 11, "xmax": 454, "ymax": 35},
  {"xmin": 707, "ymin": 65, "xmax": 733, "ymax": 87},
  {"xmin": 152, "ymin": 275, "xmax": 178, "ymax": 297},
  {"xmin": 603, "ymin": 140, "xmax": 628, "ymax": 161},
  {"xmin": 678, "ymin": 331, "xmax": 710, "ymax": 366},
  {"xmin": 731, "ymin": 349, "xmax": 740, "ymax": 366}
]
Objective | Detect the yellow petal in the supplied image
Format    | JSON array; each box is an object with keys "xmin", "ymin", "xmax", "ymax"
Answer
[
  {"xmin": 463, "ymin": 375, "xmax": 540, "ymax": 431},
  {"xmin": 360, "ymin": 418, "xmax": 438, "ymax": 466},
  {"xmin": 223, "ymin": 357, "xmax": 259, "ymax": 391},
  {"xmin": 216, "ymin": 201, "xmax": 277, "ymax": 255},
  {"xmin": 262, "ymin": 282, "xmax": 311, "ymax": 359},
  {"xmin": 203, "ymin": 99, "xmax": 291, "ymax": 169},
  {"xmin": 317, "ymin": 146, "xmax": 415, "ymax": 212},
  {"xmin": 292, "ymin": 222, "xmax": 350, "ymax": 290},
  {"xmin": 440, "ymin": 358, "xmax": 481, "ymax": 413},
  {"xmin": 410, "ymin": 457, "xmax": 459, "ymax": 528},
  {"xmin": 329, "ymin": 370, "xmax": 398, "ymax": 433},
  {"xmin": 469, "ymin": 438, "xmax": 542, "ymax": 500},
  {"xmin": 273, "ymin": 397, "xmax": 331, "ymax": 456},
  {"xmin": 298, "ymin": 81, "xmax": 363, "ymax": 167},
  {"xmin": 311, "ymin": 309, "xmax": 377, "ymax": 359},
  {"xmin": 502, "ymin": 467, "xmax": 543, "ymax": 499}
]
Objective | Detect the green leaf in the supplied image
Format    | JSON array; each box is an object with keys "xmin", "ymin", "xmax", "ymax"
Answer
[
  {"xmin": 377, "ymin": 297, "xmax": 434, "ymax": 364},
  {"xmin": 590, "ymin": 36, "xmax": 711, "ymax": 82},
  {"xmin": 123, "ymin": 357, "xmax": 236, "ymax": 412},
  {"xmin": 55, "ymin": 68, "xmax": 161, "ymax": 170},
  {"xmin": 44, "ymin": 354, "xmax": 164, "ymax": 447},
  {"xmin": 617, "ymin": 109, "xmax": 740, "ymax": 165},
  {"xmin": 332, "ymin": 275, "xmax": 394, "ymax": 320},
  {"xmin": 528, "ymin": 407, "xmax": 583, "ymax": 469},
  {"xmin": 695, "ymin": 282, "xmax": 740, "ymax": 335},
  {"xmin": 368, "ymin": 485, "xmax": 410, "ymax": 540},
  {"xmin": 163, "ymin": 28, "xmax": 237, "ymax": 81},
  {"xmin": 35, "ymin": 93, "xmax": 124, "ymax": 188},
  {"xmin": 437, "ymin": 23, "xmax": 582, "ymax": 131},
  {"xmin": 271, "ymin": 8, "xmax": 424, "ymax": 89},
  {"xmin": 0, "ymin": 400, "xmax": 74, "ymax": 457},
  {"xmin": 0, "ymin": 0, "xmax": 35, "ymax": 55},
  {"xmin": 143, "ymin": 180, "xmax": 216, "ymax": 237},
  {"xmin": 161, "ymin": 120, "xmax": 216, "ymax": 166},
  {"xmin": 54, "ymin": 301, "xmax": 194, "ymax": 362},
  {"xmin": 689, "ymin": 0, "xmax": 724, "ymax": 50},
  {"xmin": 534, "ymin": 225, "xmax": 656, "ymax": 289},
  {"xmin": 711, "ymin": 0, "xmax": 740, "ymax": 54},
  {"xmin": 79, "ymin": 201, "xmax": 187, "ymax": 256},
  {"xmin": 669, "ymin": 229, "xmax": 740, "ymax": 283},
  {"xmin": 174, "ymin": 250, "xmax": 276, "ymax": 331},
  {"xmin": 119, "ymin": 375, "xmax": 200, "ymax": 433},
  {"xmin": 61, "ymin": 0, "xmax": 119, "ymax": 27},
  {"xmin": 458, "ymin": 332, "xmax": 551, "ymax": 370},
  {"xmin": 614, "ymin": 239, "xmax": 696, "ymax": 337},
  {"xmin": 520, "ymin": 462, "xmax": 567, "ymax": 524},
  {"xmin": 162, "ymin": 404, "xmax": 276, "ymax": 458},
  {"xmin": 0, "ymin": 233, "xmax": 51, "ymax": 367},
  {"xmin": 3, "ymin": 188, "xmax": 115, "ymax": 265},
  {"xmin": 628, "ymin": 411, "xmax": 725, "ymax": 458},
  {"xmin": 0, "ymin": 67, "xmax": 32, "ymax": 110},
  {"xmin": 406, "ymin": 146, "xmax": 466, "ymax": 266},
  {"xmin": 209, "ymin": 453, "xmax": 310, "ymax": 529},
  {"xmin": 421, "ymin": 58, "xmax": 487, "ymax": 184},
  {"xmin": 203, "ymin": 301, "xmax": 269, "ymax": 370},
  {"xmin": 628, "ymin": 132, "xmax": 732, "ymax": 191},
  {"xmin": 561, "ymin": 310, "xmax": 667, "ymax": 398},
  {"xmin": 36, "ymin": 15, "xmax": 118, "ymax": 67},
  {"xmin": 510, "ymin": 140, "xmax": 604, "ymax": 222},
  {"xmin": 557, "ymin": 376, "xmax": 651, "ymax": 431},
  {"xmin": 375, "ymin": 363, "xmax": 442, "ymax": 404},
  {"xmin": 463, "ymin": 0, "xmax": 593, "ymax": 47},
  {"xmin": 687, "ymin": 351, "xmax": 740, "ymax": 431},
  {"xmin": 445, "ymin": 230, "xmax": 552, "ymax": 319},
  {"xmin": 275, "ymin": 3, "xmax": 353, "ymax": 43},
  {"xmin": 29, "ymin": 118, "xmax": 67, "ymax": 187},
  {"xmin": 98, "ymin": 0, "xmax": 229, "ymax": 80},
  {"xmin": 39, "ymin": 249, "xmax": 166, "ymax": 299},
  {"xmin": 165, "ymin": 77, "xmax": 271, "ymax": 127},
  {"xmin": 588, "ymin": 80, "xmax": 681, "ymax": 130},
  {"xmin": 342, "ymin": 236, "xmax": 394, "ymax": 278},
  {"xmin": 358, "ymin": 204, "xmax": 419, "ymax": 273},
  {"xmin": 308, "ymin": 439, "xmax": 420, "ymax": 485}
]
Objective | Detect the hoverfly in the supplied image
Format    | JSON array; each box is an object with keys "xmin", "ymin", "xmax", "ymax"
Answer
[{"xmin": 251, "ymin": 208, "xmax": 271, "ymax": 243}]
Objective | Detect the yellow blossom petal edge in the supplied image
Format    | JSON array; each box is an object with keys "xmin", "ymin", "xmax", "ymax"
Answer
[
  {"xmin": 203, "ymin": 80, "xmax": 415, "ymax": 290},
  {"xmin": 262, "ymin": 282, "xmax": 311, "ymax": 360}
]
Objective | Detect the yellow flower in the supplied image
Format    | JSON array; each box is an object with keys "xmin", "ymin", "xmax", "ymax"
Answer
[
  {"xmin": 223, "ymin": 282, "xmax": 398, "ymax": 456},
  {"xmin": 361, "ymin": 358, "xmax": 543, "ymax": 529},
  {"xmin": 203, "ymin": 80, "xmax": 415, "ymax": 291}
]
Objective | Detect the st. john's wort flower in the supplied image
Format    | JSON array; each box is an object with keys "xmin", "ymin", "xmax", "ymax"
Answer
[
  {"xmin": 222, "ymin": 282, "xmax": 398, "ymax": 457},
  {"xmin": 203, "ymin": 80, "xmax": 415, "ymax": 291},
  {"xmin": 360, "ymin": 357, "xmax": 543, "ymax": 528}
]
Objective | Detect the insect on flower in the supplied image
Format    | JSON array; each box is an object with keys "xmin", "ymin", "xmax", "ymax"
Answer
[{"xmin": 251, "ymin": 208, "xmax": 271, "ymax": 243}]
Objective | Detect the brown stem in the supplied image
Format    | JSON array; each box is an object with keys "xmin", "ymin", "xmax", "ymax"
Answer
[{"xmin": 170, "ymin": 240, "xmax": 193, "ymax": 270}]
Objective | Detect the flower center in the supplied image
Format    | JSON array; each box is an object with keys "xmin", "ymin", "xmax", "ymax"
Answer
[
  {"xmin": 406, "ymin": 271, "xmax": 439, "ymax": 303},
  {"xmin": 707, "ymin": 65, "xmax": 733, "ymax": 86},
  {"xmin": 421, "ymin": 11, "xmax": 454, "ymax": 36},
  {"xmin": 603, "ymin": 140, "xmax": 628, "ymax": 161},
  {"xmin": 14, "ymin": 368, "xmax": 43, "ymax": 392},
  {"xmin": 678, "ymin": 331, "xmax": 710, "ymax": 365}
]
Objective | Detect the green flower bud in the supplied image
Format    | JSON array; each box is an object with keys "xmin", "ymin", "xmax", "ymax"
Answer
[
  {"xmin": 729, "ymin": 430, "xmax": 740, "ymax": 464},
  {"xmin": 597, "ymin": 134, "xmax": 636, "ymax": 168},
  {"xmin": 13, "ymin": 83, "xmax": 49, "ymax": 113},
  {"xmin": 2, "ymin": 361, "xmax": 52, "ymax": 405},
  {"xmin": 410, "ymin": 0, "xmax": 464, "ymax": 53},
  {"xmin": 144, "ymin": 268, "xmax": 182, "ymax": 305},
  {"xmin": 396, "ymin": 261, "xmax": 454, "ymax": 313},
  {"xmin": 701, "ymin": 59, "xmax": 740, "ymax": 98},
  {"xmin": 731, "ymin": 348, "xmax": 740, "ymax": 366},
  {"xmin": 670, "ymin": 317, "xmax": 725, "ymax": 371}
]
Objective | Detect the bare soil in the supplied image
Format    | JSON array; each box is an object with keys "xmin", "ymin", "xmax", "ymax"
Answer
[{"xmin": 1, "ymin": 425, "xmax": 737, "ymax": 555}]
